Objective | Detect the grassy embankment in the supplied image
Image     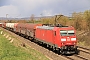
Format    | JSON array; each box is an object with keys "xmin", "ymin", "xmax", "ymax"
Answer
[{"xmin": 0, "ymin": 29, "xmax": 49, "ymax": 60}]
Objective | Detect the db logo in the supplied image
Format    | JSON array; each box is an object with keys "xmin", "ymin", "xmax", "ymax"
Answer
[{"xmin": 67, "ymin": 38, "xmax": 70, "ymax": 41}]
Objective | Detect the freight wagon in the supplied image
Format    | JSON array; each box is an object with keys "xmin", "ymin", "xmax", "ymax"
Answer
[{"xmin": 0, "ymin": 23, "xmax": 2, "ymax": 27}]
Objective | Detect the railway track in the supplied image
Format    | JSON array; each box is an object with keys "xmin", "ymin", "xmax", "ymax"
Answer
[
  {"xmin": 62, "ymin": 46, "xmax": 90, "ymax": 60},
  {"xmin": 78, "ymin": 46, "xmax": 90, "ymax": 55},
  {"xmin": 79, "ymin": 49, "xmax": 90, "ymax": 55},
  {"xmin": 0, "ymin": 27, "xmax": 90, "ymax": 60},
  {"xmin": 78, "ymin": 46, "xmax": 90, "ymax": 51},
  {"xmin": 63, "ymin": 55, "xmax": 88, "ymax": 60}
]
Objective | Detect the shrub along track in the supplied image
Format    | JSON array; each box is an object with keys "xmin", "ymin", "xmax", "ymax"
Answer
[{"xmin": 0, "ymin": 27, "xmax": 90, "ymax": 60}]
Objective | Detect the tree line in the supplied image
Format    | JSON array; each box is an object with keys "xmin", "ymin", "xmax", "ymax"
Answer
[{"xmin": 4, "ymin": 10, "xmax": 90, "ymax": 31}]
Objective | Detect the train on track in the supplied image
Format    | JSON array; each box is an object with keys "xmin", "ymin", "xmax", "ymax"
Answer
[{"xmin": 1, "ymin": 23, "xmax": 78, "ymax": 54}]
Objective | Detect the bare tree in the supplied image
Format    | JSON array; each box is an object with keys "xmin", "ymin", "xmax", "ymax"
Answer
[{"xmin": 30, "ymin": 14, "xmax": 35, "ymax": 23}]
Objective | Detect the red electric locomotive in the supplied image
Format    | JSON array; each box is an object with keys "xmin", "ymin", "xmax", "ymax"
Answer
[{"xmin": 35, "ymin": 26, "xmax": 78, "ymax": 54}]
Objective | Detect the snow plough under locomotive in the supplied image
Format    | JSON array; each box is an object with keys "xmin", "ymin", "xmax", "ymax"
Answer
[{"xmin": 1, "ymin": 23, "xmax": 78, "ymax": 54}]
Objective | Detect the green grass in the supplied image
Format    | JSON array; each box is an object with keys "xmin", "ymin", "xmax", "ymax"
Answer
[{"xmin": 0, "ymin": 30, "xmax": 49, "ymax": 60}]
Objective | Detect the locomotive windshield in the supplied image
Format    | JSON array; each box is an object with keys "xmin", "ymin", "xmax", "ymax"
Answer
[{"xmin": 60, "ymin": 30, "xmax": 75, "ymax": 36}]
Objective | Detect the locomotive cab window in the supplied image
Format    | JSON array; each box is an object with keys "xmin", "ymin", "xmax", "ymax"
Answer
[
  {"xmin": 60, "ymin": 30, "xmax": 75, "ymax": 36},
  {"xmin": 68, "ymin": 30, "xmax": 75, "ymax": 36}
]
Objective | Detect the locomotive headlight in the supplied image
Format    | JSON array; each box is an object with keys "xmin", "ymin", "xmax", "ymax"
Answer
[
  {"xmin": 71, "ymin": 38, "xmax": 76, "ymax": 41},
  {"xmin": 61, "ymin": 38, "xmax": 66, "ymax": 41}
]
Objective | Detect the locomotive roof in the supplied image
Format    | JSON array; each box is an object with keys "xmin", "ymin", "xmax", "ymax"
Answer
[
  {"xmin": 37, "ymin": 26, "xmax": 54, "ymax": 30},
  {"xmin": 37, "ymin": 26, "xmax": 74, "ymax": 30}
]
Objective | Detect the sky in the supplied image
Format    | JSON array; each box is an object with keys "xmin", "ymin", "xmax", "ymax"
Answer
[{"xmin": 0, "ymin": 0, "xmax": 90, "ymax": 18}]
